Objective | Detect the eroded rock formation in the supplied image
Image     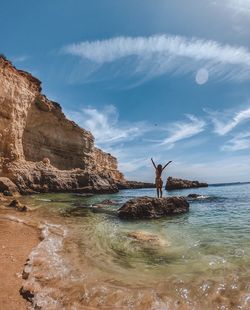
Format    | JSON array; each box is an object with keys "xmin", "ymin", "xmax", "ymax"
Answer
[
  {"xmin": 117, "ymin": 196, "xmax": 189, "ymax": 219},
  {"xmin": 0, "ymin": 177, "xmax": 19, "ymax": 195},
  {"xmin": 166, "ymin": 177, "xmax": 208, "ymax": 190},
  {"xmin": 118, "ymin": 180, "xmax": 155, "ymax": 189},
  {"xmin": 0, "ymin": 56, "xmax": 126, "ymax": 194}
]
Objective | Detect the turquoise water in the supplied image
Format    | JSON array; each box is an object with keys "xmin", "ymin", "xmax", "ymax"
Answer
[{"xmin": 13, "ymin": 184, "xmax": 250, "ymax": 309}]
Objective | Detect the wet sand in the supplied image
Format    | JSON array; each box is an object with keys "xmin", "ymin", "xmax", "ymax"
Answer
[{"xmin": 0, "ymin": 218, "xmax": 40, "ymax": 310}]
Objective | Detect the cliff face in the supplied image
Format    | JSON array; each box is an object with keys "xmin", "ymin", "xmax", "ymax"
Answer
[{"xmin": 0, "ymin": 56, "xmax": 125, "ymax": 194}]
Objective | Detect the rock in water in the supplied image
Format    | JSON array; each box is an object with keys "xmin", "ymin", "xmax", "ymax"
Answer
[
  {"xmin": 127, "ymin": 231, "xmax": 167, "ymax": 246},
  {"xmin": 187, "ymin": 193, "xmax": 203, "ymax": 199},
  {"xmin": 117, "ymin": 181, "xmax": 155, "ymax": 189},
  {"xmin": 117, "ymin": 196, "xmax": 189, "ymax": 219},
  {"xmin": 166, "ymin": 177, "xmax": 208, "ymax": 190},
  {"xmin": 8, "ymin": 199, "xmax": 28, "ymax": 212},
  {"xmin": 0, "ymin": 177, "xmax": 19, "ymax": 195}
]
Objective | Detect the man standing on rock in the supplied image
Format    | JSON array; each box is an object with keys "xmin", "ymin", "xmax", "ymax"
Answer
[{"xmin": 151, "ymin": 158, "xmax": 172, "ymax": 198}]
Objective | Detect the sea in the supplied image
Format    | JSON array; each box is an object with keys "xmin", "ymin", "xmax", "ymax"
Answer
[{"xmin": 1, "ymin": 183, "xmax": 250, "ymax": 310}]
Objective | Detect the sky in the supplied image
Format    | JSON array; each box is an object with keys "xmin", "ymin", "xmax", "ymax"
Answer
[{"xmin": 1, "ymin": 0, "xmax": 250, "ymax": 183}]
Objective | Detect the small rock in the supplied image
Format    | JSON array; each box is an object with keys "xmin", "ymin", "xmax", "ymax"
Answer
[
  {"xmin": 22, "ymin": 270, "xmax": 29, "ymax": 280},
  {"xmin": 8, "ymin": 199, "xmax": 28, "ymax": 212},
  {"xmin": 19, "ymin": 286, "xmax": 34, "ymax": 302},
  {"xmin": 99, "ymin": 199, "xmax": 117, "ymax": 205},
  {"xmin": 42, "ymin": 157, "xmax": 50, "ymax": 165},
  {"xmin": 91, "ymin": 204, "xmax": 105, "ymax": 209},
  {"xmin": 8, "ymin": 199, "xmax": 20, "ymax": 208},
  {"xmin": 3, "ymin": 190, "xmax": 13, "ymax": 196},
  {"xmin": 187, "ymin": 194, "xmax": 201, "ymax": 199}
]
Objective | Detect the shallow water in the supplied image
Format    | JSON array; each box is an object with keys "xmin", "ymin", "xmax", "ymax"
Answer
[{"xmin": 4, "ymin": 184, "xmax": 250, "ymax": 309}]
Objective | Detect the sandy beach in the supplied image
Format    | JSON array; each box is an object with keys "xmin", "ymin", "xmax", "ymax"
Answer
[{"xmin": 0, "ymin": 217, "xmax": 40, "ymax": 310}]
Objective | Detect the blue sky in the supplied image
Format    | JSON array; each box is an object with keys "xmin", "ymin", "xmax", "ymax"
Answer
[{"xmin": 1, "ymin": 0, "xmax": 250, "ymax": 183}]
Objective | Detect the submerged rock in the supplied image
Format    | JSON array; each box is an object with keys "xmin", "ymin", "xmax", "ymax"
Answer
[
  {"xmin": 117, "ymin": 196, "xmax": 189, "ymax": 219},
  {"xmin": 166, "ymin": 177, "xmax": 208, "ymax": 190},
  {"xmin": 187, "ymin": 193, "xmax": 202, "ymax": 199},
  {"xmin": 98, "ymin": 199, "xmax": 118, "ymax": 206},
  {"xmin": 127, "ymin": 231, "xmax": 167, "ymax": 246},
  {"xmin": 74, "ymin": 193, "xmax": 94, "ymax": 197},
  {"xmin": 8, "ymin": 199, "xmax": 28, "ymax": 212}
]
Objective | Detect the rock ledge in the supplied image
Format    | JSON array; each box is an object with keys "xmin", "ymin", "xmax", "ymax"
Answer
[
  {"xmin": 117, "ymin": 196, "xmax": 189, "ymax": 219},
  {"xmin": 166, "ymin": 177, "xmax": 208, "ymax": 190}
]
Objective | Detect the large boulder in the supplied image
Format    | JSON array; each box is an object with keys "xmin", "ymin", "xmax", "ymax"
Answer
[
  {"xmin": 117, "ymin": 196, "xmax": 189, "ymax": 219},
  {"xmin": 166, "ymin": 177, "xmax": 208, "ymax": 190},
  {"xmin": 0, "ymin": 177, "xmax": 19, "ymax": 195}
]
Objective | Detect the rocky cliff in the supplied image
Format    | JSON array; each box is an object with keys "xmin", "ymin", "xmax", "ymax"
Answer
[
  {"xmin": 166, "ymin": 177, "xmax": 208, "ymax": 190},
  {"xmin": 0, "ymin": 56, "xmax": 126, "ymax": 194}
]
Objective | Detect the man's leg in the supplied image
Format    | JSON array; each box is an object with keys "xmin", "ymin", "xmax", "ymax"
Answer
[
  {"xmin": 157, "ymin": 188, "xmax": 159, "ymax": 198},
  {"xmin": 160, "ymin": 188, "xmax": 163, "ymax": 198}
]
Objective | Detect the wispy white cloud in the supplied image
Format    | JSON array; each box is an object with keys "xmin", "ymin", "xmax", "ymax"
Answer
[
  {"xmin": 222, "ymin": 131, "xmax": 250, "ymax": 151},
  {"xmin": 63, "ymin": 35, "xmax": 250, "ymax": 65},
  {"xmin": 207, "ymin": 106, "xmax": 250, "ymax": 135},
  {"xmin": 65, "ymin": 104, "xmax": 250, "ymax": 182},
  {"xmin": 160, "ymin": 115, "xmax": 206, "ymax": 148},
  {"xmin": 118, "ymin": 157, "xmax": 149, "ymax": 174},
  {"xmin": 66, "ymin": 105, "xmax": 148, "ymax": 146},
  {"xmin": 223, "ymin": 0, "xmax": 250, "ymax": 14},
  {"xmin": 63, "ymin": 34, "xmax": 250, "ymax": 83}
]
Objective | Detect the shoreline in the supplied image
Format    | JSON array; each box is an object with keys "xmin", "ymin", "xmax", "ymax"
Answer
[
  {"xmin": 0, "ymin": 215, "xmax": 40, "ymax": 310},
  {"xmin": 0, "ymin": 186, "xmax": 249, "ymax": 309}
]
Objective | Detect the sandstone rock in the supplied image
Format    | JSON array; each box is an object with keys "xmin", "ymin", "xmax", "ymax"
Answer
[
  {"xmin": 118, "ymin": 181, "xmax": 155, "ymax": 190},
  {"xmin": 0, "ymin": 193, "xmax": 7, "ymax": 201},
  {"xmin": 0, "ymin": 56, "xmax": 126, "ymax": 194},
  {"xmin": 127, "ymin": 231, "xmax": 167, "ymax": 246},
  {"xmin": 3, "ymin": 190, "xmax": 12, "ymax": 196},
  {"xmin": 0, "ymin": 177, "xmax": 19, "ymax": 195},
  {"xmin": 166, "ymin": 177, "xmax": 208, "ymax": 190},
  {"xmin": 117, "ymin": 196, "xmax": 189, "ymax": 219},
  {"xmin": 42, "ymin": 158, "xmax": 50, "ymax": 165}
]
